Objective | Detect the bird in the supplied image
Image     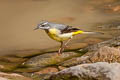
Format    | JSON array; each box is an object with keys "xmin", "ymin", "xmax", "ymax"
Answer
[{"xmin": 34, "ymin": 21, "xmax": 102, "ymax": 54}]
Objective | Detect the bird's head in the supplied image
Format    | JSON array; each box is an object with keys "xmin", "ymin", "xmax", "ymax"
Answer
[{"xmin": 34, "ymin": 21, "xmax": 50, "ymax": 30}]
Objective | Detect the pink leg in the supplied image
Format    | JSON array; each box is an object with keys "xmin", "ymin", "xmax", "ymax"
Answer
[
  {"xmin": 64, "ymin": 38, "xmax": 72, "ymax": 46},
  {"xmin": 58, "ymin": 38, "xmax": 72, "ymax": 54},
  {"xmin": 58, "ymin": 41, "xmax": 64, "ymax": 54}
]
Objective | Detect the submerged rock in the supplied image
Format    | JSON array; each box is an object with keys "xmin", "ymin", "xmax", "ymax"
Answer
[{"xmin": 47, "ymin": 62, "xmax": 120, "ymax": 80}]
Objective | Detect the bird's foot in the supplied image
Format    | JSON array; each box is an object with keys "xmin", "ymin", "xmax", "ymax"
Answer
[{"xmin": 58, "ymin": 48, "xmax": 64, "ymax": 55}]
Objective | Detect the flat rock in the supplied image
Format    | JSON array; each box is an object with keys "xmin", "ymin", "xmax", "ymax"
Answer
[
  {"xmin": 22, "ymin": 52, "xmax": 80, "ymax": 70},
  {"xmin": 0, "ymin": 61, "xmax": 20, "ymax": 72},
  {"xmin": 47, "ymin": 62, "xmax": 120, "ymax": 80}
]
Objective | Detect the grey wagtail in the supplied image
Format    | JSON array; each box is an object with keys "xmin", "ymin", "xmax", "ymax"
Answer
[{"xmin": 34, "ymin": 21, "xmax": 102, "ymax": 54}]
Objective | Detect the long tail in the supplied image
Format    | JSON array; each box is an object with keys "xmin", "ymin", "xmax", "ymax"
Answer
[{"xmin": 72, "ymin": 30, "xmax": 103, "ymax": 36}]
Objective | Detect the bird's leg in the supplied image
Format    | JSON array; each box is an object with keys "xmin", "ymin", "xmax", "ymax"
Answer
[
  {"xmin": 58, "ymin": 38, "xmax": 72, "ymax": 54},
  {"xmin": 58, "ymin": 41, "xmax": 64, "ymax": 54},
  {"xmin": 64, "ymin": 38, "xmax": 72, "ymax": 48}
]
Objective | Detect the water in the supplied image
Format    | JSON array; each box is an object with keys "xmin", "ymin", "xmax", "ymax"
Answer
[{"xmin": 0, "ymin": 0, "xmax": 120, "ymax": 56}]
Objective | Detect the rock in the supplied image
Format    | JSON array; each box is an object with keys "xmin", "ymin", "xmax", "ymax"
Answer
[
  {"xmin": 0, "ymin": 61, "xmax": 20, "ymax": 72},
  {"xmin": 59, "ymin": 56, "xmax": 89, "ymax": 67},
  {"xmin": 79, "ymin": 36, "xmax": 120, "ymax": 52},
  {"xmin": 0, "ymin": 56, "xmax": 26, "ymax": 63},
  {"xmin": 60, "ymin": 46, "xmax": 120, "ymax": 67},
  {"xmin": 0, "ymin": 77, "xmax": 10, "ymax": 80},
  {"xmin": 35, "ymin": 67, "xmax": 58, "ymax": 74},
  {"xmin": 21, "ymin": 72, "xmax": 52, "ymax": 80},
  {"xmin": 14, "ymin": 42, "xmax": 87, "ymax": 58},
  {"xmin": 88, "ymin": 46, "xmax": 120, "ymax": 63},
  {"xmin": 22, "ymin": 52, "xmax": 80, "ymax": 72},
  {"xmin": 47, "ymin": 62, "xmax": 120, "ymax": 80},
  {"xmin": 0, "ymin": 72, "xmax": 32, "ymax": 80},
  {"xmin": 58, "ymin": 66, "xmax": 66, "ymax": 70}
]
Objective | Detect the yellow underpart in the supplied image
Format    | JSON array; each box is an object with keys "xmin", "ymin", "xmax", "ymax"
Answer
[
  {"xmin": 72, "ymin": 30, "xmax": 84, "ymax": 36},
  {"xmin": 47, "ymin": 28, "xmax": 72, "ymax": 42},
  {"xmin": 49, "ymin": 28, "xmax": 60, "ymax": 35}
]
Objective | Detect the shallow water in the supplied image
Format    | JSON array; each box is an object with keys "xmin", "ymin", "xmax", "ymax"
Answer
[{"xmin": 0, "ymin": 0, "xmax": 120, "ymax": 55}]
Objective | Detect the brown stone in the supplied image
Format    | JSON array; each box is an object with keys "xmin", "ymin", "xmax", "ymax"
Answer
[
  {"xmin": 36, "ymin": 67, "xmax": 58, "ymax": 74},
  {"xmin": 0, "ymin": 72, "xmax": 32, "ymax": 80},
  {"xmin": 58, "ymin": 66, "xmax": 66, "ymax": 70}
]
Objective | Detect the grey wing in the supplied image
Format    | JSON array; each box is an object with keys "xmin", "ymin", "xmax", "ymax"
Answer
[
  {"xmin": 48, "ymin": 22, "xmax": 68, "ymax": 30},
  {"xmin": 48, "ymin": 22, "xmax": 80, "ymax": 33},
  {"xmin": 53, "ymin": 24, "xmax": 80, "ymax": 33}
]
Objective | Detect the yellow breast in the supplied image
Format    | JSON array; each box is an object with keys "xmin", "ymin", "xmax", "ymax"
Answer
[{"xmin": 47, "ymin": 28, "xmax": 71, "ymax": 42}]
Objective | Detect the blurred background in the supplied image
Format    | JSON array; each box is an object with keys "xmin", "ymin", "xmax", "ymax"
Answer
[{"xmin": 0, "ymin": 0, "xmax": 120, "ymax": 55}]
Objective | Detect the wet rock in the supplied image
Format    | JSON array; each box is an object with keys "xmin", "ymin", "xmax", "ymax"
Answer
[
  {"xmin": 0, "ymin": 72, "xmax": 32, "ymax": 80},
  {"xmin": 32, "ymin": 73, "xmax": 52, "ymax": 80},
  {"xmin": 14, "ymin": 67, "xmax": 41, "ymax": 73},
  {"xmin": 59, "ymin": 56, "xmax": 89, "ymax": 67},
  {"xmin": 79, "ymin": 36, "xmax": 120, "ymax": 52},
  {"xmin": 60, "ymin": 46, "xmax": 120, "ymax": 67},
  {"xmin": 0, "ymin": 61, "xmax": 20, "ymax": 72},
  {"xmin": 35, "ymin": 67, "xmax": 58, "ymax": 74},
  {"xmin": 21, "ymin": 72, "xmax": 52, "ymax": 80},
  {"xmin": 0, "ymin": 56, "xmax": 26, "ymax": 63},
  {"xmin": 22, "ymin": 52, "xmax": 80, "ymax": 71},
  {"xmin": 47, "ymin": 62, "xmax": 120, "ymax": 80}
]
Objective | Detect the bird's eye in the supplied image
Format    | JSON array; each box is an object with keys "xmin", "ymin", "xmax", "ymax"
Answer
[{"xmin": 41, "ymin": 24, "xmax": 45, "ymax": 27}]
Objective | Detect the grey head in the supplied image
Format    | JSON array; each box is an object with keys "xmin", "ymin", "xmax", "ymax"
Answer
[
  {"xmin": 34, "ymin": 21, "xmax": 68, "ymax": 31},
  {"xmin": 34, "ymin": 21, "xmax": 50, "ymax": 30}
]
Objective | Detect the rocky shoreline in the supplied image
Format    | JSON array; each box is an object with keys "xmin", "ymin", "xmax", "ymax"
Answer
[{"xmin": 0, "ymin": 35, "xmax": 119, "ymax": 80}]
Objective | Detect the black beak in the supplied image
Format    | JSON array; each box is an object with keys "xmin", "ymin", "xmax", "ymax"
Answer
[{"xmin": 34, "ymin": 27, "xmax": 39, "ymax": 30}]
